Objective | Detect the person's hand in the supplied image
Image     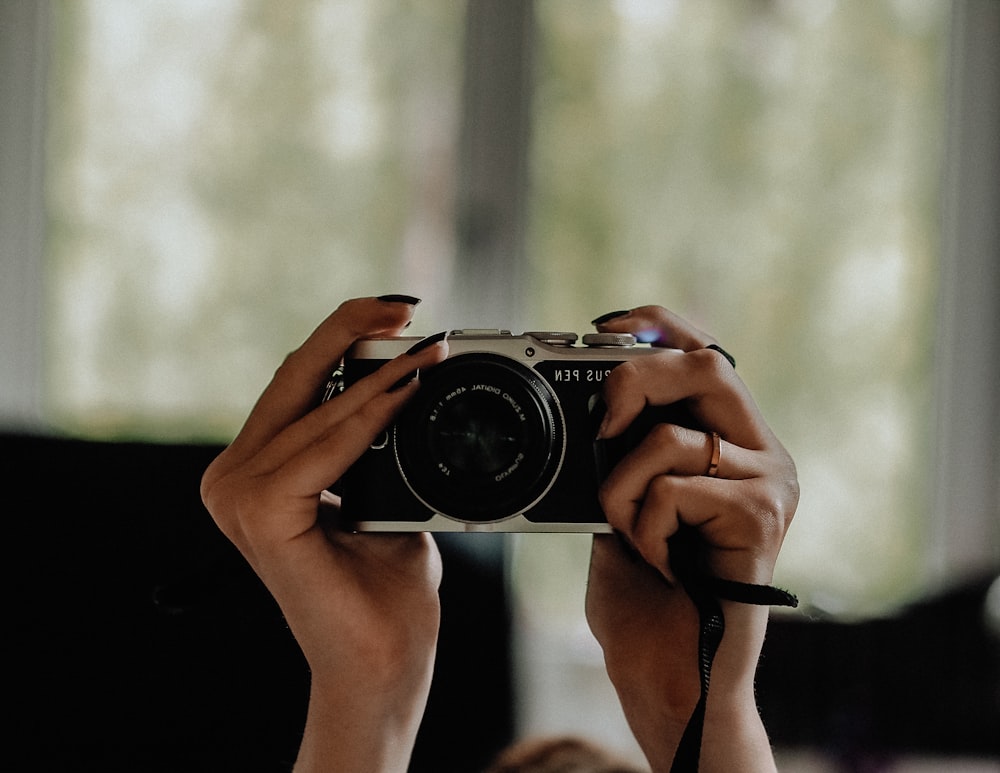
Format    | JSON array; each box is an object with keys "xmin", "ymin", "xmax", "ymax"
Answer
[
  {"xmin": 584, "ymin": 306, "xmax": 798, "ymax": 772},
  {"xmin": 200, "ymin": 296, "xmax": 449, "ymax": 773}
]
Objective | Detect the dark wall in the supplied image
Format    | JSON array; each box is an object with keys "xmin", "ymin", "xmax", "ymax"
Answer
[
  {"xmin": 5, "ymin": 433, "xmax": 513, "ymax": 773},
  {"xmin": 759, "ymin": 575, "xmax": 1000, "ymax": 764}
]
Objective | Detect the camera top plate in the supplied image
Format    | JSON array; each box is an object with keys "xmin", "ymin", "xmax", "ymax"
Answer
[{"xmin": 347, "ymin": 330, "xmax": 666, "ymax": 364}]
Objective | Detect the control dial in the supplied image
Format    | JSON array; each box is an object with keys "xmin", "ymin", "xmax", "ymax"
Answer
[{"xmin": 582, "ymin": 332, "xmax": 637, "ymax": 348}]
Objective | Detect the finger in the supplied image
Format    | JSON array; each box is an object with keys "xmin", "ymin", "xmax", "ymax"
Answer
[
  {"xmin": 246, "ymin": 334, "xmax": 449, "ymax": 479},
  {"xmin": 599, "ymin": 426, "xmax": 764, "ymax": 533},
  {"xmin": 599, "ymin": 349, "xmax": 775, "ymax": 452},
  {"xmin": 623, "ymin": 475, "xmax": 787, "ymax": 585},
  {"xmin": 599, "ymin": 427, "xmax": 720, "ymax": 534},
  {"xmin": 209, "ymin": 334, "xmax": 450, "ymax": 550},
  {"xmin": 593, "ymin": 305, "xmax": 718, "ymax": 352},
  {"xmin": 629, "ymin": 483, "xmax": 682, "ymax": 583},
  {"xmin": 248, "ymin": 338, "xmax": 450, "ymax": 497},
  {"xmin": 223, "ymin": 386, "xmax": 420, "ymax": 553},
  {"xmin": 228, "ymin": 296, "xmax": 419, "ymax": 461}
]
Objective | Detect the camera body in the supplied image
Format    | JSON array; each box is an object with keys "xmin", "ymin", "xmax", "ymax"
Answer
[{"xmin": 338, "ymin": 329, "xmax": 685, "ymax": 532}]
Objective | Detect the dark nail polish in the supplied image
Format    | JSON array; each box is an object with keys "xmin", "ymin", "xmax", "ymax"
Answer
[
  {"xmin": 591, "ymin": 309, "xmax": 630, "ymax": 326},
  {"xmin": 377, "ymin": 294, "xmax": 422, "ymax": 305},
  {"xmin": 405, "ymin": 330, "xmax": 448, "ymax": 355}
]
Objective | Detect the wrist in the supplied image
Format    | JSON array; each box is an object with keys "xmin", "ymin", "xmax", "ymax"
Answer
[
  {"xmin": 608, "ymin": 600, "xmax": 772, "ymax": 773},
  {"xmin": 295, "ymin": 661, "xmax": 434, "ymax": 773},
  {"xmin": 697, "ymin": 701, "xmax": 775, "ymax": 773}
]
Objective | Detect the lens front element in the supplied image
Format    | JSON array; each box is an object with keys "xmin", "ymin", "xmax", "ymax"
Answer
[
  {"xmin": 394, "ymin": 354, "xmax": 565, "ymax": 522},
  {"xmin": 431, "ymin": 389, "xmax": 523, "ymax": 477}
]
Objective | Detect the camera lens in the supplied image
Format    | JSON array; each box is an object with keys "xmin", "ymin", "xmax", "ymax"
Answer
[
  {"xmin": 431, "ymin": 391, "xmax": 523, "ymax": 476},
  {"xmin": 394, "ymin": 354, "xmax": 565, "ymax": 522}
]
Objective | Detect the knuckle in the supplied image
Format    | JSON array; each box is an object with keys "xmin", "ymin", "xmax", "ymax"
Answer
[
  {"xmin": 645, "ymin": 422, "xmax": 687, "ymax": 454},
  {"xmin": 781, "ymin": 453, "xmax": 801, "ymax": 507},
  {"xmin": 759, "ymin": 456, "xmax": 800, "ymax": 529},
  {"xmin": 201, "ymin": 454, "xmax": 239, "ymax": 520},
  {"xmin": 331, "ymin": 296, "xmax": 368, "ymax": 329},
  {"xmin": 634, "ymin": 478, "xmax": 680, "ymax": 534},
  {"xmin": 688, "ymin": 346, "xmax": 733, "ymax": 383},
  {"xmin": 336, "ymin": 296, "xmax": 364, "ymax": 315},
  {"xmin": 744, "ymin": 481, "xmax": 795, "ymax": 545},
  {"xmin": 200, "ymin": 453, "xmax": 282, "ymax": 553},
  {"xmin": 647, "ymin": 473, "xmax": 681, "ymax": 505},
  {"xmin": 202, "ymin": 475, "xmax": 250, "ymax": 543},
  {"xmin": 200, "ymin": 461, "xmax": 224, "ymax": 510},
  {"xmin": 781, "ymin": 475, "xmax": 801, "ymax": 522}
]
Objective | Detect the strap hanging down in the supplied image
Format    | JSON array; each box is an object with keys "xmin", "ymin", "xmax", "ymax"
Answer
[{"xmin": 667, "ymin": 530, "xmax": 797, "ymax": 773}]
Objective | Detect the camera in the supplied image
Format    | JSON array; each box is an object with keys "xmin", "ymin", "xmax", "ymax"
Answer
[{"xmin": 333, "ymin": 329, "xmax": 689, "ymax": 532}]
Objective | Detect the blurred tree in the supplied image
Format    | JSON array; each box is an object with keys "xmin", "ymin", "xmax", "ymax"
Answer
[
  {"xmin": 525, "ymin": 0, "xmax": 947, "ymax": 613},
  {"xmin": 47, "ymin": 0, "xmax": 462, "ymax": 437},
  {"xmin": 45, "ymin": 0, "xmax": 947, "ymax": 612}
]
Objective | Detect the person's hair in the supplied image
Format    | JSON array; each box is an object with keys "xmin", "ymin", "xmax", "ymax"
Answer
[{"xmin": 483, "ymin": 735, "xmax": 647, "ymax": 773}]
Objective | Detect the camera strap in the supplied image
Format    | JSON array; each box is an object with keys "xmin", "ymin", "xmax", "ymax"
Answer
[{"xmin": 668, "ymin": 530, "xmax": 797, "ymax": 773}]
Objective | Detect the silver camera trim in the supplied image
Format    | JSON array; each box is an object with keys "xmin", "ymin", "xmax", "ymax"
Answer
[{"xmin": 347, "ymin": 329, "xmax": 670, "ymax": 533}]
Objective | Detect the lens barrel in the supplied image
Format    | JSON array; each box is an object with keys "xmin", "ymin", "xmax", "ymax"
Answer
[{"xmin": 394, "ymin": 354, "xmax": 565, "ymax": 522}]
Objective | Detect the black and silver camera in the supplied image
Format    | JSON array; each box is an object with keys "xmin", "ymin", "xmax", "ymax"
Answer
[{"xmin": 335, "ymin": 329, "xmax": 686, "ymax": 532}]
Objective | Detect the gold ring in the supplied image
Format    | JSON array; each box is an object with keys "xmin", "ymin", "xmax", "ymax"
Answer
[{"xmin": 706, "ymin": 432, "xmax": 721, "ymax": 477}]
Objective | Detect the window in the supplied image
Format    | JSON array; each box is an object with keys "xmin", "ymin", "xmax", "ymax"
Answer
[
  {"xmin": 512, "ymin": 0, "xmax": 956, "ymax": 752},
  {"xmin": 3, "ymin": 0, "xmax": 997, "ymax": 762},
  {"xmin": 522, "ymin": 0, "xmax": 948, "ymax": 614},
  {"xmin": 43, "ymin": 0, "xmax": 465, "ymax": 438}
]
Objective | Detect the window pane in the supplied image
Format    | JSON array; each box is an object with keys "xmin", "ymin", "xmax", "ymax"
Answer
[
  {"xmin": 46, "ymin": 0, "xmax": 463, "ymax": 439},
  {"xmin": 513, "ymin": 0, "xmax": 948, "ymax": 752}
]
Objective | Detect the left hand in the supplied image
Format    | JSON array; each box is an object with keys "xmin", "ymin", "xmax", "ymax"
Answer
[
  {"xmin": 584, "ymin": 305, "xmax": 798, "ymax": 772},
  {"xmin": 200, "ymin": 296, "xmax": 449, "ymax": 773}
]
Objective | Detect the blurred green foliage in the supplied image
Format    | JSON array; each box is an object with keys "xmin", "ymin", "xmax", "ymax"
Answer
[{"xmin": 45, "ymin": 0, "xmax": 947, "ymax": 613}]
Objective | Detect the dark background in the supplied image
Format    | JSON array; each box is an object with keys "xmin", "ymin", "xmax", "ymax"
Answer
[{"xmin": 6, "ymin": 433, "xmax": 997, "ymax": 771}]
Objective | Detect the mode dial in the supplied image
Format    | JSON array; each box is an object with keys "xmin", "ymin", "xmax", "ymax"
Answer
[{"xmin": 582, "ymin": 333, "xmax": 636, "ymax": 348}]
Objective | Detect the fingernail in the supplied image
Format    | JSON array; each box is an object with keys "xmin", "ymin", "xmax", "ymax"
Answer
[
  {"xmin": 377, "ymin": 294, "xmax": 422, "ymax": 305},
  {"xmin": 591, "ymin": 309, "xmax": 630, "ymax": 326},
  {"xmin": 405, "ymin": 330, "xmax": 448, "ymax": 355},
  {"xmin": 390, "ymin": 369, "xmax": 419, "ymax": 392}
]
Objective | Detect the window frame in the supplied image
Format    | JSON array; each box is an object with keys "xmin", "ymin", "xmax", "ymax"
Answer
[{"xmin": 930, "ymin": 0, "xmax": 1000, "ymax": 584}]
